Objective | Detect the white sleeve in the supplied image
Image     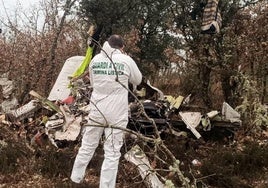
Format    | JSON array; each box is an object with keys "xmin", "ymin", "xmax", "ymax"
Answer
[{"xmin": 127, "ymin": 56, "xmax": 142, "ymax": 86}]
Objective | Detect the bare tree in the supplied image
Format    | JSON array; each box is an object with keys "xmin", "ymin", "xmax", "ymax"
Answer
[{"xmin": 0, "ymin": 0, "xmax": 82, "ymax": 103}]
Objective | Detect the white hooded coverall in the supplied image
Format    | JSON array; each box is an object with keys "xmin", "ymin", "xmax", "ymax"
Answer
[{"xmin": 71, "ymin": 41, "xmax": 142, "ymax": 187}]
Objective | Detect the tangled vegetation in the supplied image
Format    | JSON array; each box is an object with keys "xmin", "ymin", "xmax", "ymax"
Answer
[{"xmin": 0, "ymin": 0, "xmax": 268, "ymax": 187}]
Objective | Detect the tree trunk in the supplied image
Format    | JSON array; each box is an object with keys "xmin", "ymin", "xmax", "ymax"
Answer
[
  {"xmin": 45, "ymin": 0, "xmax": 77, "ymax": 96},
  {"xmin": 199, "ymin": 63, "xmax": 212, "ymax": 108}
]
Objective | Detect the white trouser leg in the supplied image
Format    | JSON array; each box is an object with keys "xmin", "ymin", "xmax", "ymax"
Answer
[
  {"xmin": 99, "ymin": 126, "xmax": 125, "ymax": 188},
  {"xmin": 71, "ymin": 126, "xmax": 104, "ymax": 183}
]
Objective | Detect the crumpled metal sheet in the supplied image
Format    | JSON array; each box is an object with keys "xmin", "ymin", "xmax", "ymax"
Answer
[
  {"xmin": 9, "ymin": 100, "xmax": 40, "ymax": 120},
  {"xmin": 179, "ymin": 112, "xmax": 202, "ymax": 139},
  {"xmin": 0, "ymin": 97, "xmax": 18, "ymax": 113},
  {"xmin": 124, "ymin": 145, "xmax": 165, "ymax": 188},
  {"xmin": 54, "ymin": 116, "xmax": 82, "ymax": 141},
  {"xmin": 45, "ymin": 110, "xmax": 83, "ymax": 147},
  {"xmin": 222, "ymin": 102, "xmax": 242, "ymax": 124}
]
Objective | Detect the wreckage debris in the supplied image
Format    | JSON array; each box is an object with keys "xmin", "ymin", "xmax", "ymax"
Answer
[
  {"xmin": 0, "ymin": 63, "xmax": 246, "ymax": 188},
  {"xmin": 0, "ymin": 74, "xmax": 18, "ymax": 113},
  {"xmin": 128, "ymin": 92, "xmax": 242, "ymax": 141},
  {"xmin": 124, "ymin": 145, "xmax": 165, "ymax": 188},
  {"xmin": 1, "ymin": 61, "xmax": 242, "ymax": 149},
  {"xmin": 1, "ymin": 87, "xmax": 242, "ymax": 148}
]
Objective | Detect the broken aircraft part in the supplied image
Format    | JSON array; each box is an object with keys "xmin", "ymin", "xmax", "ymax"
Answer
[
  {"xmin": 48, "ymin": 56, "xmax": 85, "ymax": 101},
  {"xmin": 0, "ymin": 56, "xmax": 243, "ymax": 148},
  {"xmin": 124, "ymin": 145, "xmax": 165, "ymax": 188}
]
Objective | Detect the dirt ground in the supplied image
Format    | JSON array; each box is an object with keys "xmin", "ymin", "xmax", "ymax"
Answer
[{"xmin": 1, "ymin": 121, "xmax": 268, "ymax": 188}]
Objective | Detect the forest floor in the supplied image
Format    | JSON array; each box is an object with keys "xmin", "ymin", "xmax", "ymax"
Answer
[{"xmin": 1, "ymin": 116, "xmax": 268, "ymax": 188}]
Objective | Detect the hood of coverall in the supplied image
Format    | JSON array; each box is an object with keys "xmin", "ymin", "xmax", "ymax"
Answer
[{"xmin": 100, "ymin": 41, "xmax": 122, "ymax": 58}]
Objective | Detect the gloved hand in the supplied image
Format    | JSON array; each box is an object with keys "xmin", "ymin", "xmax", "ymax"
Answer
[{"xmin": 87, "ymin": 25, "xmax": 103, "ymax": 47}]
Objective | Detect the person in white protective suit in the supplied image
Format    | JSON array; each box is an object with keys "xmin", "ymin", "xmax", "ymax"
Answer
[{"xmin": 70, "ymin": 34, "xmax": 142, "ymax": 187}]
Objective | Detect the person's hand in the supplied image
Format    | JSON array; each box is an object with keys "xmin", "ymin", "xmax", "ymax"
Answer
[{"xmin": 87, "ymin": 25, "xmax": 102, "ymax": 47}]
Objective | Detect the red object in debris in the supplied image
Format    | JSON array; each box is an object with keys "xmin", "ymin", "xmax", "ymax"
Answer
[
  {"xmin": 31, "ymin": 131, "xmax": 44, "ymax": 146},
  {"xmin": 61, "ymin": 96, "xmax": 75, "ymax": 104}
]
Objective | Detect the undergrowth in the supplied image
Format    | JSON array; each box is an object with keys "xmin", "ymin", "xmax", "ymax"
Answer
[
  {"xmin": 1, "ymin": 120, "xmax": 268, "ymax": 187},
  {"xmin": 200, "ymin": 141, "xmax": 268, "ymax": 188}
]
